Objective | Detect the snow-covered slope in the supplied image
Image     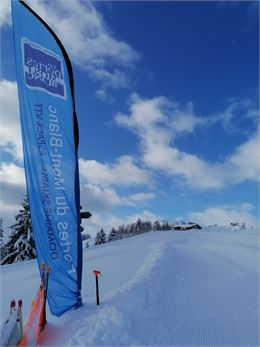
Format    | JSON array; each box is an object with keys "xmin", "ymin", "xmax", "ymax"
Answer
[{"xmin": 1, "ymin": 227, "xmax": 259, "ymax": 346}]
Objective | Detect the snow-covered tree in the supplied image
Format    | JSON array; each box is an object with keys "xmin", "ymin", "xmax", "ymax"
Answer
[
  {"xmin": 118, "ymin": 225, "xmax": 125, "ymax": 239},
  {"xmin": 153, "ymin": 221, "xmax": 161, "ymax": 231},
  {"xmin": 94, "ymin": 228, "xmax": 106, "ymax": 245},
  {"xmin": 144, "ymin": 221, "xmax": 152, "ymax": 232},
  {"xmin": 134, "ymin": 218, "xmax": 143, "ymax": 235},
  {"xmin": 161, "ymin": 220, "xmax": 171, "ymax": 230},
  {"xmin": 1, "ymin": 196, "xmax": 36, "ymax": 265},
  {"xmin": 0, "ymin": 217, "xmax": 6, "ymax": 261},
  {"xmin": 0, "ymin": 217, "xmax": 3, "ymax": 241},
  {"xmin": 107, "ymin": 227, "xmax": 117, "ymax": 242}
]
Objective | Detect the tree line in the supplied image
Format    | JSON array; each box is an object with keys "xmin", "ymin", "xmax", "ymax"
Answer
[
  {"xmin": 0, "ymin": 195, "xmax": 196, "ymax": 265},
  {"xmin": 94, "ymin": 219, "xmax": 172, "ymax": 245}
]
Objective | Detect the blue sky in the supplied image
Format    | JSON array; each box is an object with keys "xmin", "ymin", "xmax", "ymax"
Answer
[{"xmin": 0, "ymin": 0, "xmax": 259, "ymax": 234}]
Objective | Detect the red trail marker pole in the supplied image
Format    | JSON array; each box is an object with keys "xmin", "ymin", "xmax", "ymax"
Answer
[{"xmin": 93, "ymin": 271, "xmax": 101, "ymax": 305}]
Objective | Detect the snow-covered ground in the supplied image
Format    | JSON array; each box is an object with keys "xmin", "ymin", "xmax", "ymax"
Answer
[{"xmin": 1, "ymin": 227, "xmax": 259, "ymax": 346}]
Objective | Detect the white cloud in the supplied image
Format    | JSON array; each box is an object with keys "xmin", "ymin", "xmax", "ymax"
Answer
[
  {"xmin": 0, "ymin": 162, "xmax": 26, "ymax": 228},
  {"xmin": 116, "ymin": 95, "xmax": 206, "ymax": 139},
  {"xmin": 95, "ymin": 88, "xmax": 113, "ymax": 103},
  {"xmin": 227, "ymin": 133, "xmax": 260, "ymax": 183},
  {"xmin": 80, "ymin": 183, "xmax": 155, "ymax": 214},
  {"xmin": 0, "ymin": 0, "xmax": 11, "ymax": 27},
  {"xmin": 239, "ymin": 202, "xmax": 255, "ymax": 211},
  {"xmin": 1, "ymin": 0, "xmax": 139, "ymax": 89},
  {"xmin": 80, "ymin": 183, "xmax": 121, "ymax": 213},
  {"xmin": 78, "ymin": 155, "xmax": 155, "ymax": 215},
  {"xmin": 189, "ymin": 203, "xmax": 258, "ymax": 227},
  {"xmin": 116, "ymin": 94, "xmax": 260, "ymax": 190},
  {"xmin": 0, "ymin": 162, "xmax": 25, "ymax": 188},
  {"xmin": 170, "ymin": 102, "xmax": 206, "ymax": 134},
  {"xmin": 0, "ymin": 80, "xmax": 23, "ymax": 161},
  {"xmin": 127, "ymin": 192, "xmax": 155, "ymax": 204},
  {"xmin": 209, "ymin": 98, "xmax": 259, "ymax": 131},
  {"xmin": 79, "ymin": 155, "xmax": 153, "ymax": 187},
  {"xmin": 89, "ymin": 67, "xmax": 132, "ymax": 89},
  {"xmin": 213, "ymin": 101, "xmax": 239, "ymax": 131}
]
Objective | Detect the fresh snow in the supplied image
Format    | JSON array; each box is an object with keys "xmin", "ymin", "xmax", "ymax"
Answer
[{"xmin": 1, "ymin": 227, "xmax": 259, "ymax": 346}]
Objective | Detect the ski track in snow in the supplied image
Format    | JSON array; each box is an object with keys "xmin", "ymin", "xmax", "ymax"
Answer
[
  {"xmin": 105, "ymin": 241, "xmax": 166, "ymax": 299},
  {"xmin": 1, "ymin": 229, "xmax": 259, "ymax": 346}
]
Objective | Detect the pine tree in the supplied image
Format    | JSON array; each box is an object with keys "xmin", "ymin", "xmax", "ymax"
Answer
[
  {"xmin": 153, "ymin": 220, "xmax": 161, "ymax": 231},
  {"xmin": 0, "ymin": 217, "xmax": 3, "ymax": 241},
  {"xmin": 118, "ymin": 225, "xmax": 125, "ymax": 239},
  {"xmin": 144, "ymin": 221, "xmax": 152, "ymax": 232},
  {"xmin": 107, "ymin": 227, "xmax": 117, "ymax": 242},
  {"xmin": 94, "ymin": 228, "xmax": 106, "ymax": 245},
  {"xmin": 0, "ymin": 217, "xmax": 5, "ymax": 261},
  {"xmin": 128, "ymin": 223, "xmax": 135, "ymax": 236},
  {"xmin": 162, "ymin": 220, "xmax": 171, "ymax": 230},
  {"xmin": 134, "ymin": 218, "xmax": 143, "ymax": 235},
  {"xmin": 1, "ymin": 196, "xmax": 36, "ymax": 265}
]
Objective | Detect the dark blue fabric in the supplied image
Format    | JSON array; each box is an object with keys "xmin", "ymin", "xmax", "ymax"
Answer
[{"xmin": 12, "ymin": 0, "xmax": 82, "ymax": 316}]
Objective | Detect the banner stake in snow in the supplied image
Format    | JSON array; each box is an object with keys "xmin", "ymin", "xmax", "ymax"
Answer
[{"xmin": 93, "ymin": 271, "xmax": 101, "ymax": 306}]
